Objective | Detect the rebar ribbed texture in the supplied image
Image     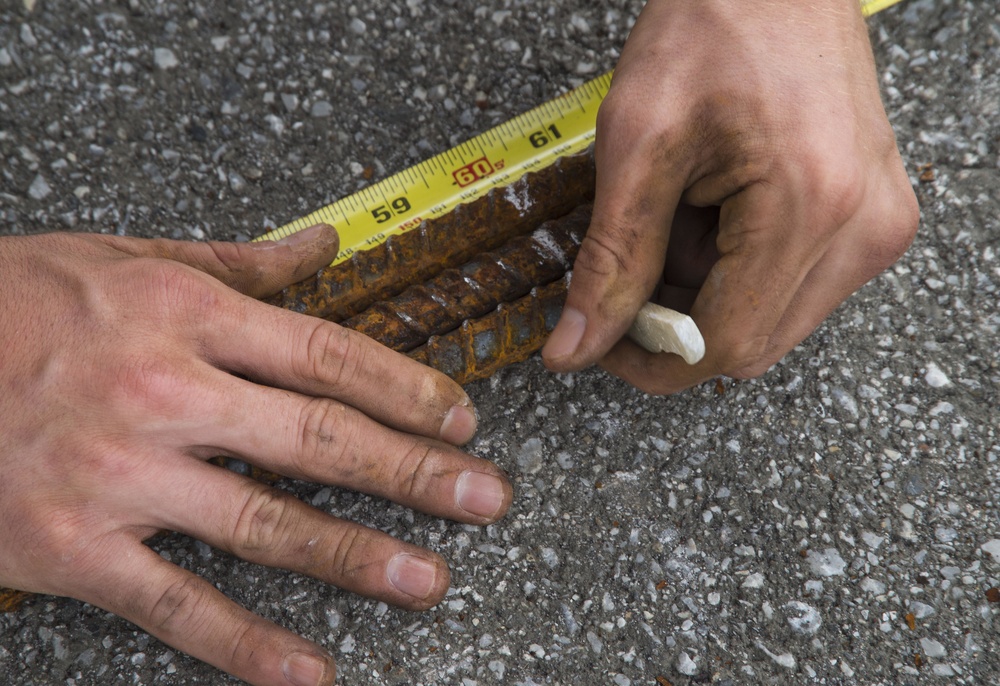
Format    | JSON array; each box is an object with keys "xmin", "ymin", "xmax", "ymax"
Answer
[
  {"xmin": 266, "ymin": 151, "xmax": 594, "ymax": 322},
  {"xmin": 341, "ymin": 205, "xmax": 589, "ymax": 352}
]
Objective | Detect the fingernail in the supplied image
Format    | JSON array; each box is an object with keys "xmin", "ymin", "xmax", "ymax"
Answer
[
  {"xmin": 455, "ymin": 470, "xmax": 506, "ymax": 520},
  {"xmin": 440, "ymin": 403, "xmax": 477, "ymax": 445},
  {"xmin": 282, "ymin": 651, "xmax": 329, "ymax": 686},
  {"xmin": 387, "ymin": 553, "xmax": 439, "ymax": 600},
  {"xmin": 275, "ymin": 223, "xmax": 333, "ymax": 248},
  {"xmin": 542, "ymin": 306, "xmax": 587, "ymax": 362}
]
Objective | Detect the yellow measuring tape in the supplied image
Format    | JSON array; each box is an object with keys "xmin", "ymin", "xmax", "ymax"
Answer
[{"xmin": 260, "ymin": 0, "xmax": 905, "ymax": 263}]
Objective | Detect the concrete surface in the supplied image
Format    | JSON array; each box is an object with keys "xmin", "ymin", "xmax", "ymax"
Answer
[{"xmin": 1, "ymin": 0, "xmax": 998, "ymax": 684}]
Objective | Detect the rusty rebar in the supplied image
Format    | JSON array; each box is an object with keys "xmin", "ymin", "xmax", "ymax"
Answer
[
  {"xmin": 0, "ymin": 589, "xmax": 30, "ymax": 613},
  {"xmin": 266, "ymin": 151, "xmax": 595, "ymax": 321},
  {"xmin": 341, "ymin": 204, "xmax": 589, "ymax": 352},
  {"xmin": 407, "ymin": 274, "xmax": 570, "ymax": 385}
]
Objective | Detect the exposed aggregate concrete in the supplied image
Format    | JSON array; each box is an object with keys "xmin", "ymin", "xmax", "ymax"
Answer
[{"xmin": 1, "ymin": 0, "xmax": 998, "ymax": 684}]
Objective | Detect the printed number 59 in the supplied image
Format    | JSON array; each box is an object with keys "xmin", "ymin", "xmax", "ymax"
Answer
[{"xmin": 372, "ymin": 196, "xmax": 412, "ymax": 223}]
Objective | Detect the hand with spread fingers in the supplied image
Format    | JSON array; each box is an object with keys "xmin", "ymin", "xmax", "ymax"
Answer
[
  {"xmin": 0, "ymin": 225, "xmax": 512, "ymax": 686},
  {"xmin": 542, "ymin": 0, "xmax": 920, "ymax": 394}
]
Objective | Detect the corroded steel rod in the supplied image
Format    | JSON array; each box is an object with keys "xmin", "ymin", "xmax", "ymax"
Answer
[
  {"xmin": 408, "ymin": 274, "xmax": 570, "ymax": 385},
  {"xmin": 341, "ymin": 205, "xmax": 590, "ymax": 352},
  {"xmin": 0, "ymin": 589, "xmax": 30, "ymax": 613},
  {"xmin": 266, "ymin": 151, "xmax": 595, "ymax": 322}
]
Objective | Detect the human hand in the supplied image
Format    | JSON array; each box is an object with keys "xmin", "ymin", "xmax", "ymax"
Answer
[
  {"xmin": 542, "ymin": 0, "xmax": 919, "ymax": 393},
  {"xmin": 0, "ymin": 226, "xmax": 512, "ymax": 686}
]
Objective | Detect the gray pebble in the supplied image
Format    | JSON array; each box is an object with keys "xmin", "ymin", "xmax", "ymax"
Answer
[
  {"xmin": 310, "ymin": 100, "xmax": 333, "ymax": 118},
  {"xmin": 20, "ymin": 23, "xmax": 37, "ymax": 48},
  {"xmin": 676, "ymin": 651, "xmax": 698, "ymax": 676},
  {"xmin": 517, "ymin": 437, "xmax": 544, "ymax": 473},
  {"xmin": 784, "ymin": 601, "xmax": 822, "ymax": 636},
  {"xmin": 153, "ymin": 47, "xmax": 179, "ymax": 70},
  {"xmin": 281, "ymin": 93, "xmax": 299, "ymax": 113},
  {"xmin": 806, "ymin": 548, "xmax": 847, "ymax": 577},
  {"xmin": 28, "ymin": 174, "xmax": 51, "ymax": 200},
  {"xmin": 228, "ymin": 172, "xmax": 247, "ymax": 193},
  {"xmin": 920, "ymin": 637, "xmax": 947, "ymax": 659}
]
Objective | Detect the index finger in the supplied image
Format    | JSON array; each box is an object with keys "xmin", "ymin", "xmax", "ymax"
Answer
[
  {"xmin": 540, "ymin": 86, "xmax": 688, "ymax": 373},
  {"xmin": 201, "ymin": 296, "xmax": 478, "ymax": 446}
]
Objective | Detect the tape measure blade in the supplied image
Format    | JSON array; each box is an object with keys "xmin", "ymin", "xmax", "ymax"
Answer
[
  {"xmin": 261, "ymin": 71, "xmax": 611, "ymax": 264},
  {"xmin": 262, "ymin": 0, "xmax": 901, "ymax": 264},
  {"xmin": 861, "ymin": 0, "xmax": 905, "ymax": 16}
]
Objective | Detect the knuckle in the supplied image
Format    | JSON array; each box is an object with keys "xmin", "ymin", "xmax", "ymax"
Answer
[
  {"xmin": 594, "ymin": 90, "xmax": 631, "ymax": 139},
  {"xmin": 728, "ymin": 359, "xmax": 774, "ymax": 381},
  {"xmin": 800, "ymin": 156, "xmax": 867, "ymax": 235},
  {"xmin": 227, "ymin": 619, "xmax": 264, "ymax": 668},
  {"xmin": 394, "ymin": 442, "xmax": 437, "ymax": 501},
  {"xmin": 207, "ymin": 241, "xmax": 267, "ymax": 289},
  {"xmin": 574, "ymin": 231, "xmax": 632, "ymax": 282},
  {"xmin": 121, "ymin": 258, "xmax": 223, "ymax": 328},
  {"xmin": 207, "ymin": 240, "xmax": 257, "ymax": 273},
  {"xmin": 302, "ymin": 321, "xmax": 367, "ymax": 391},
  {"xmin": 26, "ymin": 509, "xmax": 85, "ymax": 567},
  {"xmin": 231, "ymin": 486, "xmax": 296, "ymax": 554},
  {"xmin": 146, "ymin": 575, "xmax": 211, "ymax": 637},
  {"xmin": 75, "ymin": 443, "xmax": 144, "ymax": 493},
  {"xmin": 596, "ymin": 90, "xmax": 683, "ymax": 167},
  {"xmin": 716, "ymin": 334, "xmax": 774, "ymax": 380},
  {"xmin": 112, "ymin": 354, "xmax": 189, "ymax": 417},
  {"xmin": 865, "ymin": 185, "xmax": 920, "ymax": 268},
  {"xmin": 329, "ymin": 526, "xmax": 377, "ymax": 583},
  {"xmin": 298, "ymin": 398, "xmax": 354, "ymax": 474},
  {"xmin": 140, "ymin": 259, "xmax": 219, "ymax": 314},
  {"xmin": 629, "ymin": 375, "xmax": 680, "ymax": 397},
  {"xmin": 598, "ymin": 83, "xmax": 675, "ymax": 136}
]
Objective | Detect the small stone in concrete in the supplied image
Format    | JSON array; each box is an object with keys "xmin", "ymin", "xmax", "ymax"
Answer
[
  {"xmin": 980, "ymin": 539, "xmax": 1000, "ymax": 561},
  {"xmin": 924, "ymin": 361, "xmax": 951, "ymax": 387},
  {"xmin": 757, "ymin": 642, "xmax": 796, "ymax": 669},
  {"xmin": 784, "ymin": 601, "xmax": 822, "ymax": 636},
  {"xmin": 935, "ymin": 527, "xmax": 958, "ymax": 544},
  {"xmin": 517, "ymin": 437, "xmax": 544, "ymax": 474},
  {"xmin": 21, "ymin": 24, "xmax": 38, "ymax": 48},
  {"xmin": 676, "ymin": 651, "xmax": 698, "ymax": 676},
  {"xmin": 311, "ymin": 100, "xmax": 333, "ymax": 118},
  {"xmin": 154, "ymin": 48, "xmax": 179, "ymax": 70},
  {"xmin": 28, "ymin": 174, "xmax": 51, "ymax": 200},
  {"xmin": 920, "ymin": 637, "xmax": 947, "ymax": 658},
  {"xmin": 806, "ymin": 548, "xmax": 847, "ymax": 577},
  {"xmin": 860, "ymin": 577, "xmax": 886, "ymax": 595}
]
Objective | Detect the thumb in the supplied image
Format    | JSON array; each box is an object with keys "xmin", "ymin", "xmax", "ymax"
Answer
[
  {"xmin": 541, "ymin": 160, "xmax": 681, "ymax": 373},
  {"xmin": 100, "ymin": 223, "xmax": 339, "ymax": 299}
]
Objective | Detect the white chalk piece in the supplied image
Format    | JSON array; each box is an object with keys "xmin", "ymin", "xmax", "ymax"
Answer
[{"xmin": 627, "ymin": 302, "xmax": 705, "ymax": 365}]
